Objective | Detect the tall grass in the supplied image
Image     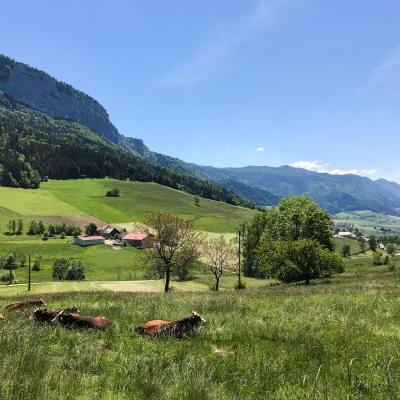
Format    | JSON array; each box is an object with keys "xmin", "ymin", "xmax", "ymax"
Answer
[{"xmin": 1, "ymin": 267, "xmax": 400, "ymax": 399}]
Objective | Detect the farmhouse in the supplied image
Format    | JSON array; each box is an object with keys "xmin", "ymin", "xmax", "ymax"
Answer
[
  {"xmin": 123, "ymin": 232, "xmax": 154, "ymax": 249},
  {"xmin": 74, "ymin": 235, "xmax": 105, "ymax": 247},
  {"xmin": 336, "ymin": 231, "xmax": 357, "ymax": 239},
  {"xmin": 97, "ymin": 224, "xmax": 120, "ymax": 238}
]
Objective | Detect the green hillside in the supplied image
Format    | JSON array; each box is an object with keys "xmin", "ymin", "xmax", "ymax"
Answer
[
  {"xmin": 0, "ymin": 178, "xmax": 256, "ymax": 284},
  {"xmin": 0, "ymin": 178, "xmax": 256, "ymax": 235}
]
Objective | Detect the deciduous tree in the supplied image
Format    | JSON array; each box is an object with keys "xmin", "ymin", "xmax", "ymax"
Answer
[
  {"xmin": 144, "ymin": 211, "xmax": 200, "ymax": 292},
  {"xmin": 202, "ymin": 236, "xmax": 235, "ymax": 291}
]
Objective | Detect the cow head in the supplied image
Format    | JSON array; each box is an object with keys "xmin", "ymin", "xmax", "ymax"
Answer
[
  {"xmin": 65, "ymin": 305, "xmax": 80, "ymax": 314},
  {"xmin": 192, "ymin": 311, "xmax": 206, "ymax": 326},
  {"xmin": 30, "ymin": 308, "xmax": 45, "ymax": 320}
]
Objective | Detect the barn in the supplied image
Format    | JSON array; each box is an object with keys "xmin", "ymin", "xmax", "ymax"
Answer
[
  {"xmin": 74, "ymin": 235, "xmax": 105, "ymax": 247},
  {"xmin": 123, "ymin": 232, "xmax": 154, "ymax": 249},
  {"xmin": 97, "ymin": 224, "xmax": 120, "ymax": 238}
]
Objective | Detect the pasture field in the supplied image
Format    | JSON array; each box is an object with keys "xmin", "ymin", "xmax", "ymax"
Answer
[
  {"xmin": 1, "ymin": 265, "xmax": 400, "ymax": 399},
  {"xmin": 334, "ymin": 210, "xmax": 400, "ymax": 235},
  {"xmin": 333, "ymin": 237, "xmax": 364, "ymax": 255},
  {"xmin": 0, "ymin": 179, "xmax": 256, "ymax": 241},
  {"xmin": 0, "ymin": 239, "xmax": 146, "ymax": 283}
]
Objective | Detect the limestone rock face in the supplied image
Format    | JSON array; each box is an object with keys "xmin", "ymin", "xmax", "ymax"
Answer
[{"xmin": 0, "ymin": 55, "xmax": 119, "ymax": 142}]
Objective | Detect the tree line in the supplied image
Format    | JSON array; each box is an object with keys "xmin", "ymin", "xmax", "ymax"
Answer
[
  {"xmin": 0, "ymin": 251, "xmax": 86, "ymax": 284},
  {"xmin": 141, "ymin": 197, "xmax": 345, "ymax": 292},
  {"xmin": 5, "ymin": 219, "xmax": 81, "ymax": 238}
]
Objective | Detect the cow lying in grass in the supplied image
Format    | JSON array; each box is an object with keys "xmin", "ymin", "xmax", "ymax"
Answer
[
  {"xmin": 5, "ymin": 299, "xmax": 46, "ymax": 311},
  {"xmin": 135, "ymin": 311, "xmax": 206, "ymax": 337},
  {"xmin": 31, "ymin": 307, "xmax": 110, "ymax": 330},
  {"xmin": 30, "ymin": 306, "xmax": 80, "ymax": 323}
]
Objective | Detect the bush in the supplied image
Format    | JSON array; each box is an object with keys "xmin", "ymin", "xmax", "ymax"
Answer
[
  {"xmin": 373, "ymin": 252, "xmax": 383, "ymax": 266},
  {"xmin": 235, "ymin": 281, "xmax": 246, "ymax": 290},
  {"xmin": 106, "ymin": 187, "xmax": 120, "ymax": 197},
  {"xmin": 52, "ymin": 258, "xmax": 86, "ymax": 281},
  {"xmin": 32, "ymin": 255, "xmax": 42, "ymax": 271},
  {"xmin": 342, "ymin": 244, "xmax": 351, "ymax": 258},
  {"xmin": 389, "ymin": 263, "xmax": 397, "ymax": 272},
  {"xmin": 0, "ymin": 271, "xmax": 15, "ymax": 284},
  {"xmin": 85, "ymin": 223, "xmax": 97, "ymax": 236},
  {"xmin": 257, "ymin": 239, "xmax": 345, "ymax": 284}
]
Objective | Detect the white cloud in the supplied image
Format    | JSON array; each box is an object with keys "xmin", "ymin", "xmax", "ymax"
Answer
[
  {"xmin": 289, "ymin": 160, "xmax": 324, "ymax": 171},
  {"xmin": 368, "ymin": 46, "xmax": 400, "ymax": 88},
  {"xmin": 256, "ymin": 146, "xmax": 265, "ymax": 152},
  {"xmin": 158, "ymin": 1, "xmax": 285, "ymax": 87},
  {"xmin": 289, "ymin": 161, "xmax": 378, "ymax": 178}
]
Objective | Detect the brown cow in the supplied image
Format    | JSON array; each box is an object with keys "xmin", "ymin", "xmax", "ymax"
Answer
[
  {"xmin": 56, "ymin": 312, "xmax": 111, "ymax": 330},
  {"xmin": 30, "ymin": 306, "xmax": 80, "ymax": 323},
  {"xmin": 135, "ymin": 311, "xmax": 206, "ymax": 337},
  {"xmin": 5, "ymin": 299, "xmax": 46, "ymax": 311},
  {"xmin": 32, "ymin": 308, "xmax": 110, "ymax": 330}
]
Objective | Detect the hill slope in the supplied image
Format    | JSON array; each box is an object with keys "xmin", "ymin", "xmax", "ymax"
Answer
[
  {"xmin": 123, "ymin": 139, "xmax": 400, "ymax": 214},
  {"xmin": 0, "ymin": 178, "xmax": 256, "ymax": 234},
  {"xmin": 0, "ymin": 91, "xmax": 252, "ymax": 207}
]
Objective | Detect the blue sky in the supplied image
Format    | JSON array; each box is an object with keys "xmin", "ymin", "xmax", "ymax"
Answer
[{"xmin": 1, "ymin": 1, "xmax": 400, "ymax": 181}]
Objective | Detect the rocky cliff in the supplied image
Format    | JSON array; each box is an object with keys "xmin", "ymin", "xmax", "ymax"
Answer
[{"xmin": 0, "ymin": 54, "xmax": 119, "ymax": 142}]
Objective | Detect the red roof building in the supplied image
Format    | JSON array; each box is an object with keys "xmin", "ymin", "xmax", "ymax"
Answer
[
  {"xmin": 74, "ymin": 235, "xmax": 105, "ymax": 247},
  {"xmin": 123, "ymin": 232, "xmax": 154, "ymax": 249}
]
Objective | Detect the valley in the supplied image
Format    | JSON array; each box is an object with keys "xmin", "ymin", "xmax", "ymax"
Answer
[
  {"xmin": 0, "ymin": 42, "xmax": 399, "ymax": 400},
  {"xmin": 0, "ymin": 178, "xmax": 256, "ymax": 287}
]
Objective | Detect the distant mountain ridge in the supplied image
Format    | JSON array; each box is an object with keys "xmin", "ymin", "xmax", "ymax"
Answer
[
  {"xmin": 1, "ymin": 53, "xmax": 399, "ymax": 215},
  {"xmin": 118, "ymin": 138, "xmax": 400, "ymax": 214}
]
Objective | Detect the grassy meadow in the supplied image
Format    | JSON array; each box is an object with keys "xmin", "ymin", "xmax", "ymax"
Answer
[
  {"xmin": 2, "ymin": 179, "xmax": 400, "ymax": 398},
  {"xmin": 1, "ymin": 263, "xmax": 400, "ymax": 399},
  {"xmin": 0, "ymin": 178, "xmax": 256, "ymax": 237},
  {"xmin": 0, "ymin": 178, "xmax": 256, "ymax": 286},
  {"xmin": 334, "ymin": 210, "xmax": 400, "ymax": 235}
]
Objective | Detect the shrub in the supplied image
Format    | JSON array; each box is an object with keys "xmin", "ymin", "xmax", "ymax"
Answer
[
  {"xmin": 342, "ymin": 244, "xmax": 351, "ymax": 258},
  {"xmin": 52, "ymin": 258, "xmax": 86, "ymax": 281},
  {"xmin": 373, "ymin": 252, "xmax": 383, "ymax": 266},
  {"xmin": 32, "ymin": 255, "xmax": 42, "ymax": 271},
  {"xmin": 85, "ymin": 223, "xmax": 97, "ymax": 236},
  {"xmin": 106, "ymin": 187, "xmax": 120, "ymax": 197},
  {"xmin": 257, "ymin": 239, "xmax": 345, "ymax": 284},
  {"xmin": 235, "ymin": 281, "xmax": 246, "ymax": 290}
]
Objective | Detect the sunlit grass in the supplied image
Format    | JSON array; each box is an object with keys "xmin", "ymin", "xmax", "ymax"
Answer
[{"xmin": 1, "ymin": 266, "xmax": 400, "ymax": 399}]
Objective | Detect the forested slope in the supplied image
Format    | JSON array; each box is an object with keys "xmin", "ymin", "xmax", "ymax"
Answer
[{"xmin": 0, "ymin": 92, "xmax": 253, "ymax": 207}]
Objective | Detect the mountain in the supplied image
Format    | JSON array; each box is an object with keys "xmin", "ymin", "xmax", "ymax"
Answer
[
  {"xmin": 0, "ymin": 55, "xmax": 119, "ymax": 142},
  {"xmin": 375, "ymin": 178, "xmax": 400, "ymax": 199},
  {"xmin": 191, "ymin": 165, "xmax": 400, "ymax": 215},
  {"xmin": 118, "ymin": 139, "xmax": 400, "ymax": 214},
  {"xmin": 0, "ymin": 91, "xmax": 253, "ymax": 207},
  {"xmin": 1, "ymin": 53, "xmax": 398, "ymax": 215}
]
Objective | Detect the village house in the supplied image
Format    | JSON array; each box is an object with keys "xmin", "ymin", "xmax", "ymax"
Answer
[
  {"xmin": 74, "ymin": 235, "xmax": 105, "ymax": 247},
  {"xmin": 97, "ymin": 224, "xmax": 120, "ymax": 238},
  {"xmin": 335, "ymin": 231, "xmax": 357, "ymax": 239},
  {"xmin": 122, "ymin": 232, "xmax": 154, "ymax": 249}
]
